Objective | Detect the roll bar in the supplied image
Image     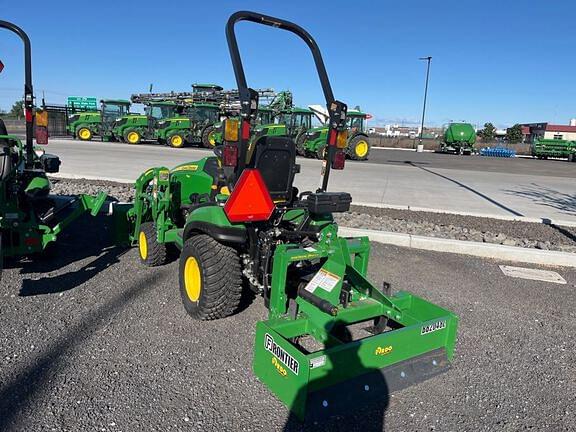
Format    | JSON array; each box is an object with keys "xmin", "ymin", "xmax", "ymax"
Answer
[
  {"xmin": 225, "ymin": 11, "xmax": 347, "ymax": 191},
  {"xmin": 0, "ymin": 20, "xmax": 35, "ymax": 168}
]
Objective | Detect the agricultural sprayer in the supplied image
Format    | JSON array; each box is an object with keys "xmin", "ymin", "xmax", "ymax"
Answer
[{"xmin": 121, "ymin": 11, "xmax": 458, "ymax": 420}]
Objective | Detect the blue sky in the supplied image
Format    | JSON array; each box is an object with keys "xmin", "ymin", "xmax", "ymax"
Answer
[{"xmin": 1, "ymin": 0, "xmax": 575, "ymax": 128}]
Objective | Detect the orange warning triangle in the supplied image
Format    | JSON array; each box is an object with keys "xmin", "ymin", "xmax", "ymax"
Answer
[{"xmin": 224, "ymin": 169, "xmax": 275, "ymax": 222}]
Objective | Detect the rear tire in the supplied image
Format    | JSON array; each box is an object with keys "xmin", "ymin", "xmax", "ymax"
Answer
[
  {"xmin": 295, "ymin": 134, "xmax": 307, "ymax": 156},
  {"xmin": 179, "ymin": 234, "xmax": 242, "ymax": 320},
  {"xmin": 347, "ymin": 135, "xmax": 370, "ymax": 160},
  {"xmin": 201, "ymin": 126, "xmax": 216, "ymax": 148},
  {"xmin": 138, "ymin": 222, "xmax": 167, "ymax": 267}
]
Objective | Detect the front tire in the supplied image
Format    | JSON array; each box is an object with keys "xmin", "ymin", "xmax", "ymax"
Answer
[
  {"xmin": 77, "ymin": 127, "xmax": 92, "ymax": 141},
  {"xmin": 138, "ymin": 222, "xmax": 167, "ymax": 267},
  {"xmin": 179, "ymin": 234, "xmax": 242, "ymax": 320},
  {"xmin": 124, "ymin": 129, "xmax": 142, "ymax": 145},
  {"xmin": 168, "ymin": 133, "xmax": 186, "ymax": 148}
]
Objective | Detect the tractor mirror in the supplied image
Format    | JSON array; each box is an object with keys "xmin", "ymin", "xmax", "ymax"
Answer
[{"xmin": 224, "ymin": 118, "xmax": 239, "ymax": 142}]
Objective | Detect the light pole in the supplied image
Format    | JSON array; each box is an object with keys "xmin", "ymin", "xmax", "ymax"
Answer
[{"xmin": 418, "ymin": 56, "xmax": 432, "ymax": 149}]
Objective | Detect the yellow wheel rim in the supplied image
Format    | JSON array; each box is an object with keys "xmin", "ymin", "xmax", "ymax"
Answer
[
  {"xmin": 171, "ymin": 135, "xmax": 183, "ymax": 147},
  {"xmin": 356, "ymin": 140, "xmax": 369, "ymax": 157},
  {"xmin": 138, "ymin": 231, "xmax": 148, "ymax": 260},
  {"xmin": 208, "ymin": 132, "xmax": 216, "ymax": 146},
  {"xmin": 127, "ymin": 131, "xmax": 140, "ymax": 144},
  {"xmin": 184, "ymin": 257, "xmax": 202, "ymax": 301},
  {"xmin": 78, "ymin": 128, "xmax": 91, "ymax": 140}
]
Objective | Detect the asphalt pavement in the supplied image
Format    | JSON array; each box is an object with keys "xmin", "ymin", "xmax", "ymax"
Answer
[
  {"xmin": 40, "ymin": 139, "xmax": 576, "ymax": 223},
  {"xmin": 1, "ymin": 215, "xmax": 575, "ymax": 431}
]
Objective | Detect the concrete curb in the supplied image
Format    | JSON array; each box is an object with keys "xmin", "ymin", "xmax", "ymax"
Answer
[
  {"xmin": 339, "ymin": 226, "xmax": 576, "ymax": 268},
  {"xmin": 351, "ymin": 202, "xmax": 576, "ymax": 228}
]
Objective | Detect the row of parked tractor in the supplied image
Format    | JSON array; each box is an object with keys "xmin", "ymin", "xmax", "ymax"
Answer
[{"xmin": 66, "ymin": 84, "xmax": 372, "ymax": 161}]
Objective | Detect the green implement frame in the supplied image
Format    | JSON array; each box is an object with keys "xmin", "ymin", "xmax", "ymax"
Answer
[{"xmin": 532, "ymin": 138, "xmax": 576, "ymax": 161}]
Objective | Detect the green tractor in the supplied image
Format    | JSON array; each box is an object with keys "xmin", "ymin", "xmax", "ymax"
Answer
[
  {"xmin": 122, "ymin": 11, "xmax": 458, "ymax": 421},
  {"xmin": 0, "ymin": 20, "xmax": 107, "ymax": 267},
  {"xmin": 110, "ymin": 101, "xmax": 181, "ymax": 145},
  {"xmin": 67, "ymin": 99, "xmax": 131, "ymax": 142},
  {"xmin": 154, "ymin": 102, "xmax": 220, "ymax": 148},
  {"xmin": 208, "ymin": 106, "xmax": 276, "ymax": 148},
  {"xmin": 301, "ymin": 108, "xmax": 371, "ymax": 160},
  {"xmin": 440, "ymin": 122, "xmax": 476, "ymax": 155}
]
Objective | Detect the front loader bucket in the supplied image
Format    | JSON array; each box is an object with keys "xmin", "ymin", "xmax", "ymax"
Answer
[{"xmin": 253, "ymin": 292, "xmax": 458, "ymax": 421}]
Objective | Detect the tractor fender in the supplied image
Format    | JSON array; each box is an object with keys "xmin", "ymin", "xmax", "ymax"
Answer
[
  {"xmin": 183, "ymin": 221, "xmax": 246, "ymax": 244},
  {"xmin": 183, "ymin": 206, "xmax": 246, "ymax": 244}
]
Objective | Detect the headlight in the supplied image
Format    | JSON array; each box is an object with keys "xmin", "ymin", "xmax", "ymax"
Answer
[{"xmin": 306, "ymin": 131, "xmax": 320, "ymax": 140}]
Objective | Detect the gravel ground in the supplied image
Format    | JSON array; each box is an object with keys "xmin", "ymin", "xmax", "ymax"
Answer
[
  {"xmin": 49, "ymin": 177, "xmax": 576, "ymax": 253},
  {"xmin": 1, "ymin": 216, "xmax": 575, "ymax": 431},
  {"xmin": 336, "ymin": 205, "xmax": 576, "ymax": 253}
]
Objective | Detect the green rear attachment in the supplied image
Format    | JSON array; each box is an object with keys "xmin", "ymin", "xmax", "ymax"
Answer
[{"xmin": 253, "ymin": 231, "xmax": 458, "ymax": 421}]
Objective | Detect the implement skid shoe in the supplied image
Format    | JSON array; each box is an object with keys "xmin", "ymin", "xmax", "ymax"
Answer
[{"xmin": 253, "ymin": 235, "xmax": 458, "ymax": 421}]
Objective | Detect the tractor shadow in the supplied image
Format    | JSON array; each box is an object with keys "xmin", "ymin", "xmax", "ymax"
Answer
[
  {"xmin": 11, "ymin": 214, "xmax": 130, "ymax": 296},
  {"xmin": 504, "ymin": 184, "xmax": 576, "ymax": 216},
  {"xmin": 0, "ymin": 270, "xmax": 168, "ymax": 432},
  {"xmin": 405, "ymin": 161, "xmax": 524, "ymax": 217},
  {"xmin": 283, "ymin": 321, "xmax": 389, "ymax": 432}
]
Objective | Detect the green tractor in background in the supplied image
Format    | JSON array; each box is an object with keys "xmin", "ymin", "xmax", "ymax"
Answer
[
  {"xmin": 67, "ymin": 99, "xmax": 131, "ymax": 142},
  {"xmin": 1, "ymin": 20, "xmax": 107, "ymax": 268},
  {"xmin": 110, "ymin": 100, "xmax": 182, "ymax": 145},
  {"xmin": 155, "ymin": 102, "xmax": 221, "ymax": 148},
  {"xmin": 301, "ymin": 108, "xmax": 371, "ymax": 160},
  {"xmin": 119, "ymin": 11, "xmax": 458, "ymax": 421},
  {"xmin": 208, "ymin": 105, "xmax": 276, "ymax": 147},
  {"xmin": 440, "ymin": 122, "xmax": 476, "ymax": 155}
]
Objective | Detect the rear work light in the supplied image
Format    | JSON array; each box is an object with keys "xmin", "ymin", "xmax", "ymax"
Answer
[
  {"xmin": 224, "ymin": 169, "xmax": 275, "ymax": 222},
  {"xmin": 332, "ymin": 150, "xmax": 345, "ymax": 170},
  {"xmin": 223, "ymin": 144, "xmax": 238, "ymax": 167}
]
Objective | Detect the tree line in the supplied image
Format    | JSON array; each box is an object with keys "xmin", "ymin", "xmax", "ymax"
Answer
[{"xmin": 477, "ymin": 122, "xmax": 524, "ymax": 144}]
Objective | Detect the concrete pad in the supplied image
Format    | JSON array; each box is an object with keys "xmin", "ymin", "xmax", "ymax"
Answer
[{"xmin": 499, "ymin": 265, "xmax": 567, "ymax": 284}]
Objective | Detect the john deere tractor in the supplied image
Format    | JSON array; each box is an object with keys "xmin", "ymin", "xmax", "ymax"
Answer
[
  {"xmin": 110, "ymin": 100, "xmax": 182, "ymax": 145},
  {"xmin": 0, "ymin": 20, "xmax": 107, "ymax": 269},
  {"xmin": 154, "ymin": 102, "xmax": 220, "ymax": 148},
  {"xmin": 208, "ymin": 91, "xmax": 291, "ymax": 147},
  {"xmin": 301, "ymin": 108, "xmax": 371, "ymax": 160},
  {"xmin": 122, "ymin": 11, "xmax": 458, "ymax": 421},
  {"xmin": 67, "ymin": 99, "xmax": 131, "ymax": 142}
]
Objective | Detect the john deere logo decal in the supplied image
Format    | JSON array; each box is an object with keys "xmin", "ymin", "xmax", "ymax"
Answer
[
  {"xmin": 421, "ymin": 320, "xmax": 446, "ymax": 335},
  {"xmin": 264, "ymin": 333, "xmax": 299, "ymax": 375}
]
